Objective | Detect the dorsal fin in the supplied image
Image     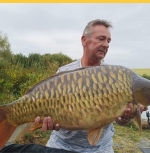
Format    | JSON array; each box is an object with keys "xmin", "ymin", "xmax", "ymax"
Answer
[{"xmin": 25, "ymin": 66, "xmax": 92, "ymax": 94}]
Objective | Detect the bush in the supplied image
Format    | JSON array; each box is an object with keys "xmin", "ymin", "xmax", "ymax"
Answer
[
  {"xmin": 142, "ymin": 74, "xmax": 150, "ymax": 80},
  {"xmin": 0, "ymin": 52, "xmax": 73, "ymax": 105}
]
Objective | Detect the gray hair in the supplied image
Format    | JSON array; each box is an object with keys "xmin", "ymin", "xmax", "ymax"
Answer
[{"xmin": 83, "ymin": 19, "xmax": 112, "ymax": 37}]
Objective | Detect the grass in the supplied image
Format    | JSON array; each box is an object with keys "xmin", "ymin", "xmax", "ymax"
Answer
[
  {"xmin": 133, "ymin": 68, "xmax": 150, "ymax": 76},
  {"xmin": 113, "ymin": 123, "xmax": 150, "ymax": 153},
  {"xmin": 15, "ymin": 129, "xmax": 51, "ymax": 145}
]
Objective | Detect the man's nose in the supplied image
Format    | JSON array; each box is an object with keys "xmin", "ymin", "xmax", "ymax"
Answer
[{"xmin": 102, "ymin": 40, "xmax": 109, "ymax": 48}]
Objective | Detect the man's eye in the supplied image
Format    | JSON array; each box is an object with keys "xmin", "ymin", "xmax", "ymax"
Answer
[{"xmin": 97, "ymin": 38, "xmax": 103, "ymax": 41}]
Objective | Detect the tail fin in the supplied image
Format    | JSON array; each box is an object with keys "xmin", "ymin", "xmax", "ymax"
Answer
[{"xmin": 0, "ymin": 105, "xmax": 17, "ymax": 149}]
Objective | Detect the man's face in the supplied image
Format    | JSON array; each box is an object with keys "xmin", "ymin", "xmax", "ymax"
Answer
[{"xmin": 82, "ymin": 25, "xmax": 111, "ymax": 60}]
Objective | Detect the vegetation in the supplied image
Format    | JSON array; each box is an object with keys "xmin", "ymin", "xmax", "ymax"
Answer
[
  {"xmin": 15, "ymin": 129, "xmax": 52, "ymax": 145},
  {"xmin": 113, "ymin": 123, "xmax": 150, "ymax": 153},
  {"xmin": 133, "ymin": 68, "xmax": 150, "ymax": 76},
  {"xmin": 0, "ymin": 32, "xmax": 73, "ymax": 105},
  {"xmin": 1, "ymin": 32, "xmax": 150, "ymax": 152}
]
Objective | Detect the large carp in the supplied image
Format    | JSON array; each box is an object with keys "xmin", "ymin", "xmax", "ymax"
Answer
[{"xmin": 0, "ymin": 65, "xmax": 150, "ymax": 148}]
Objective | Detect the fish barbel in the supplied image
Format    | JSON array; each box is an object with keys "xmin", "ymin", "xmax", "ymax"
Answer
[{"xmin": 0, "ymin": 65, "xmax": 150, "ymax": 148}]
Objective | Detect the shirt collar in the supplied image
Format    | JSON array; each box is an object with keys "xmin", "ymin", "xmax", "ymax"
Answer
[{"xmin": 79, "ymin": 59, "xmax": 105, "ymax": 67}]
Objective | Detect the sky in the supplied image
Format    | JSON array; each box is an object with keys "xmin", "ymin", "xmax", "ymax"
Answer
[
  {"xmin": 0, "ymin": 3, "xmax": 150, "ymax": 118},
  {"xmin": 0, "ymin": 4, "xmax": 150, "ymax": 69}
]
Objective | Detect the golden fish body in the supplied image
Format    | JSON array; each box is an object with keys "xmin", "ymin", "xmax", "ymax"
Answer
[
  {"xmin": 1, "ymin": 65, "xmax": 150, "ymax": 147},
  {"xmin": 6, "ymin": 65, "xmax": 133, "ymax": 128}
]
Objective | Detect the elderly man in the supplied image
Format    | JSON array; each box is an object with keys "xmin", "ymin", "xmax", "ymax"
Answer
[
  {"xmin": 35, "ymin": 19, "xmax": 147, "ymax": 153},
  {"xmin": 1, "ymin": 19, "xmax": 147, "ymax": 153}
]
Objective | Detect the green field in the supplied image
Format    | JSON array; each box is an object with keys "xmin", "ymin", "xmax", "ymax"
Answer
[{"xmin": 133, "ymin": 68, "xmax": 150, "ymax": 76}]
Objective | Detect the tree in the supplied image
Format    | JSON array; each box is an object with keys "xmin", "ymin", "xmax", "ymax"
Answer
[{"xmin": 0, "ymin": 31, "xmax": 12, "ymax": 61}]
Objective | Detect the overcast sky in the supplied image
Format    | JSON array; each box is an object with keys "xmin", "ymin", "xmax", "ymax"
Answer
[
  {"xmin": 0, "ymin": 4, "xmax": 150, "ymax": 118},
  {"xmin": 0, "ymin": 4, "xmax": 150, "ymax": 69}
]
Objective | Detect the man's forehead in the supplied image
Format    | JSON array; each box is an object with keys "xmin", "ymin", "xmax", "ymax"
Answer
[
  {"xmin": 92, "ymin": 25, "xmax": 111, "ymax": 37},
  {"xmin": 93, "ymin": 25, "xmax": 110, "ymax": 32}
]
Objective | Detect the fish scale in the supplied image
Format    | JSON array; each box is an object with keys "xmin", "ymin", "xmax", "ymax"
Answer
[{"xmin": 1, "ymin": 65, "xmax": 150, "ymax": 148}]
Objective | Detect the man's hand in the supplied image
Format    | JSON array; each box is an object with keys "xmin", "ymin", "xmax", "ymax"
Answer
[
  {"xmin": 34, "ymin": 116, "xmax": 60, "ymax": 132},
  {"xmin": 116, "ymin": 103, "xmax": 148, "ymax": 126},
  {"xmin": 138, "ymin": 104, "xmax": 148, "ymax": 112}
]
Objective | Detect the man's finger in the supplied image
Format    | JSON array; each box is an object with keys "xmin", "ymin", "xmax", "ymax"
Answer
[
  {"xmin": 47, "ymin": 116, "xmax": 53, "ymax": 130},
  {"xmin": 34, "ymin": 116, "xmax": 41, "ymax": 124},
  {"xmin": 144, "ymin": 107, "xmax": 148, "ymax": 111},
  {"xmin": 124, "ymin": 108, "xmax": 131, "ymax": 117},
  {"xmin": 55, "ymin": 124, "xmax": 60, "ymax": 131},
  {"xmin": 42, "ymin": 117, "xmax": 48, "ymax": 132}
]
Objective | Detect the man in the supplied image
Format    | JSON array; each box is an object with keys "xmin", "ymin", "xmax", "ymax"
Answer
[
  {"xmin": 35, "ymin": 19, "xmax": 147, "ymax": 153},
  {"xmin": 0, "ymin": 19, "xmax": 147, "ymax": 153}
]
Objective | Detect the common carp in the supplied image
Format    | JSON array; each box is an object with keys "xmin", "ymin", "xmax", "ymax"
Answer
[{"xmin": 0, "ymin": 65, "xmax": 150, "ymax": 148}]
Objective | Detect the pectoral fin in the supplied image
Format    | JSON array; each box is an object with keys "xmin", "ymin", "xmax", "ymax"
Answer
[
  {"xmin": 133, "ymin": 106, "xmax": 142, "ymax": 133},
  {"xmin": 88, "ymin": 127, "xmax": 103, "ymax": 146},
  {"xmin": 30, "ymin": 123, "xmax": 42, "ymax": 131}
]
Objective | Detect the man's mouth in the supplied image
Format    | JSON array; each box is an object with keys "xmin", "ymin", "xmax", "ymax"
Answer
[{"xmin": 98, "ymin": 50, "xmax": 105, "ymax": 54}]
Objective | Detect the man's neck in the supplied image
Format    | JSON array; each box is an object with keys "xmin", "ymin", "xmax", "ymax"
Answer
[{"xmin": 81, "ymin": 57, "xmax": 101, "ymax": 67}]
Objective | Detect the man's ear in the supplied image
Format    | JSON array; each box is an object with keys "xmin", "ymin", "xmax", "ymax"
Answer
[{"xmin": 81, "ymin": 35, "xmax": 86, "ymax": 47}]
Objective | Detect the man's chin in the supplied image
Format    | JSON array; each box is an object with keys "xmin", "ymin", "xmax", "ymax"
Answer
[{"xmin": 97, "ymin": 55, "xmax": 105, "ymax": 60}]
